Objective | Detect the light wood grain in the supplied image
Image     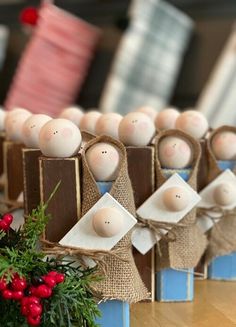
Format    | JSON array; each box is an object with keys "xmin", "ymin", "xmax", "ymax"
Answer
[{"xmin": 131, "ymin": 280, "xmax": 236, "ymax": 327}]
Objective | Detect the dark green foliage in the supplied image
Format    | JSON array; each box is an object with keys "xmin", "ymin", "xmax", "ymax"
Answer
[{"xmin": 0, "ymin": 183, "xmax": 100, "ymax": 326}]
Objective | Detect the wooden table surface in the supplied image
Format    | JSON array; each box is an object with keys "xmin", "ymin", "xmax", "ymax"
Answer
[{"xmin": 131, "ymin": 280, "xmax": 236, "ymax": 327}]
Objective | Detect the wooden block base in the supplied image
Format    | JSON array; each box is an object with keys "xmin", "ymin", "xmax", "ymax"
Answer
[
  {"xmin": 23, "ymin": 149, "xmax": 42, "ymax": 216},
  {"xmin": 96, "ymin": 301, "xmax": 130, "ymax": 327},
  {"xmin": 39, "ymin": 156, "xmax": 80, "ymax": 242},
  {"xmin": 156, "ymin": 268, "xmax": 194, "ymax": 302},
  {"xmin": 208, "ymin": 253, "xmax": 236, "ymax": 281},
  {"xmin": 4, "ymin": 141, "xmax": 24, "ymax": 201}
]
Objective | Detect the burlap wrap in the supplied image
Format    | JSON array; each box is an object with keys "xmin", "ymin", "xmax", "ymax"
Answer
[
  {"xmin": 205, "ymin": 125, "xmax": 236, "ymax": 263},
  {"xmin": 155, "ymin": 129, "xmax": 207, "ymax": 270},
  {"xmin": 82, "ymin": 135, "xmax": 149, "ymax": 303}
]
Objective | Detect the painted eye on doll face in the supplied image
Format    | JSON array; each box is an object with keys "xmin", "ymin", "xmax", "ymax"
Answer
[
  {"xmin": 159, "ymin": 136, "xmax": 192, "ymax": 169},
  {"xmin": 22, "ymin": 114, "xmax": 52, "ymax": 148},
  {"xmin": 213, "ymin": 183, "xmax": 236, "ymax": 206},
  {"xmin": 162, "ymin": 186, "xmax": 189, "ymax": 212},
  {"xmin": 119, "ymin": 112, "xmax": 155, "ymax": 146},
  {"xmin": 86, "ymin": 142, "xmax": 120, "ymax": 182},
  {"xmin": 92, "ymin": 207, "xmax": 124, "ymax": 237}
]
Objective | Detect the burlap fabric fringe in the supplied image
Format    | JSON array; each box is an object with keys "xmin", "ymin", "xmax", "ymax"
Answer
[
  {"xmin": 155, "ymin": 129, "xmax": 207, "ymax": 270},
  {"xmin": 81, "ymin": 135, "xmax": 149, "ymax": 303},
  {"xmin": 204, "ymin": 125, "xmax": 236, "ymax": 263}
]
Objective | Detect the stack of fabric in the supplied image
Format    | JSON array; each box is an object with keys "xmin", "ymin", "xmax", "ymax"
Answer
[
  {"xmin": 5, "ymin": 3, "xmax": 101, "ymax": 116},
  {"xmin": 100, "ymin": 0, "xmax": 193, "ymax": 115}
]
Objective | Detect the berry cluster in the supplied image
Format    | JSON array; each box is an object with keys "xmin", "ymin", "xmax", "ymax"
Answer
[
  {"xmin": 0, "ymin": 271, "xmax": 65, "ymax": 326},
  {"xmin": 0, "ymin": 213, "xmax": 13, "ymax": 231}
]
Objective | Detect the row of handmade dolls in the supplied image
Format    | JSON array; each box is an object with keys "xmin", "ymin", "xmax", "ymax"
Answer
[
  {"xmin": 1, "ymin": 106, "xmax": 235, "ymax": 303},
  {"xmin": 0, "ymin": 105, "xmax": 211, "ymax": 150}
]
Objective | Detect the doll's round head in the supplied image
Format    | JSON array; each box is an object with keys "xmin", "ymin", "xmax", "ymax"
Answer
[
  {"xmin": 175, "ymin": 110, "xmax": 208, "ymax": 139},
  {"xmin": 5, "ymin": 107, "xmax": 30, "ymax": 126},
  {"xmin": 159, "ymin": 136, "xmax": 193, "ymax": 169},
  {"xmin": 0, "ymin": 107, "xmax": 6, "ymax": 131},
  {"xmin": 119, "ymin": 112, "xmax": 155, "ymax": 146},
  {"xmin": 95, "ymin": 113, "xmax": 123, "ymax": 139},
  {"xmin": 214, "ymin": 182, "xmax": 236, "ymax": 206},
  {"xmin": 79, "ymin": 111, "xmax": 102, "ymax": 134},
  {"xmin": 22, "ymin": 114, "xmax": 52, "ymax": 148},
  {"xmin": 155, "ymin": 108, "xmax": 180, "ymax": 131},
  {"xmin": 59, "ymin": 106, "xmax": 84, "ymax": 126},
  {"xmin": 135, "ymin": 106, "xmax": 158, "ymax": 121},
  {"xmin": 211, "ymin": 131, "xmax": 236, "ymax": 160},
  {"xmin": 5, "ymin": 110, "xmax": 32, "ymax": 142},
  {"xmin": 39, "ymin": 118, "xmax": 81, "ymax": 158},
  {"xmin": 86, "ymin": 142, "xmax": 120, "ymax": 182},
  {"xmin": 92, "ymin": 207, "xmax": 124, "ymax": 237},
  {"xmin": 163, "ymin": 186, "xmax": 189, "ymax": 212}
]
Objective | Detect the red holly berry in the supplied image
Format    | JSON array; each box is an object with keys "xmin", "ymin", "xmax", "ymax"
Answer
[
  {"xmin": 12, "ymin": 290, "xmax": 24, "ymax": 300},
  {"xmin": 2, "ymin": 214, "xmax": 13, "ymax": 225},
  {"xmin": 27, "ymin": 315, "xmax": 41, "ymax": 326},
  {"xmin": 43, "ymin": 275, "xmax": 56, "ymax": 288},
  {"xmin": 36, "ymin": 285, "xmax": 52, "ymax": 298},
  {"xmin": 2, "ymin": 289, "xmax": 13, "ymax": 299},
  {"xmin": 55, "ymin": 273, "xmax": 65, "ymax": 284},
  {"xmin": 21, "ymin": 296, "xmax": 29, "ymax": 306},
  {"xmin": 47, "ymin": 271, "xmax": 58, "ymax": 277},
  {"xmin": 19, "ymin": 7, "xmax": 39, "ymax": 27},
  {"xmin": 27, "ymin": 296, "xmax": 41, "ymax": 305},
  {"xmin": 0, "ymin": 278, "xmax": 7, "ymax": 291},
  {"xmin": 28, "ymin": 286, "xmax": 37, "ymax": 296},
  {"xmin": 0, "ymin": 220, "xmax": 9, "ymax": 231},
  {"xmin": 21, "ymin": 304, "xmax": 29, "ymax": 316},
  {"xmin": 28, "ymin": 303, "xmax": 42, "ymax": 317},
  {"xmin": 12, "ymin": 277, "xmax": 27, "ymax": 291}
]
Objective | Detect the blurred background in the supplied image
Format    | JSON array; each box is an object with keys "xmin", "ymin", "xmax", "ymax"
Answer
[{"xmin": 0, "ymin": 0, "xmax": 235, "ymax": 113}]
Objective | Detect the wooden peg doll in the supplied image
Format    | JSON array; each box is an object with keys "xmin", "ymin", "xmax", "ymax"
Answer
[
  {"xmin": 82, "ymin": 135, "xmax": 149, "ymax": 310},
  {"xmin": 155, "ymin": 129, "xmax": 207, "ymax": 302},
  {"xmin": 204, "ymin": 126, "xmax": 236, "ymax": 280},
  {"xmin": 175, "ymin": 109, "xmax": 210, "ymax": 191}
]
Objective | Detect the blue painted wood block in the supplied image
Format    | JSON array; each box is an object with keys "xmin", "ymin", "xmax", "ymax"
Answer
[
  {"xmin": 208, "ymin": 252, "xmax": 236, "ymax": 280},
  {"xmin": 207, "ymin": 160, "xmax": 236, "ymax": 281},
  {"xmin": 162, "ymin": 168, "xmax": 192, "ymax": 182},
  {"xmin": 157, "ymin": 169, "xmax": 194, "ymax": 301},
  {"xmin": 156, "ymin": 268, "xmax": 194, "ymax": 302},
  {"xmin": 96, "ymin": 300, "xmax": 130, "ymax": 327},
  {"xmin": 217, "ymin": 160, "xmax": 236, "ymax": 171},
  {"xmin": 96, "ymin": 181, "xmax": 113, "ymax": 195},
  {"xmin": 95, "ymin": 183, "xmax": 130, "ymax": 325}
]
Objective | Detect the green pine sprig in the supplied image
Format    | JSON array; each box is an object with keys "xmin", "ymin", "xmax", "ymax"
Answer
[{"xmin": 0, "ymin": 182, "xmax": 101, "ymax": 327}]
